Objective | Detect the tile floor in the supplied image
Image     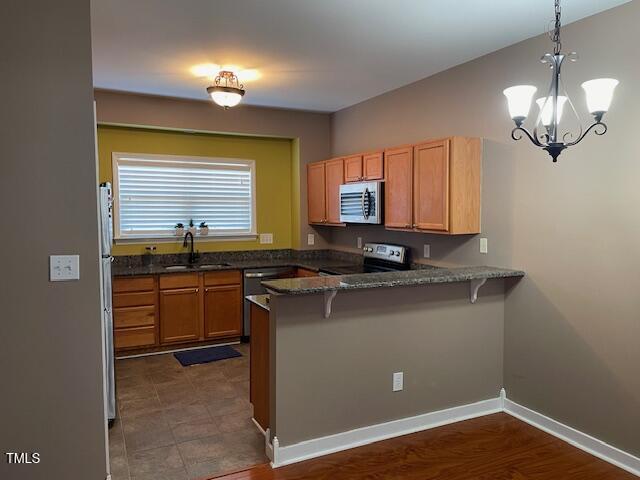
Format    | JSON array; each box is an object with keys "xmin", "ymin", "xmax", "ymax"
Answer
[{"xmin": 109, "ymin": 343, "xmax": 268, "ymax": 480}]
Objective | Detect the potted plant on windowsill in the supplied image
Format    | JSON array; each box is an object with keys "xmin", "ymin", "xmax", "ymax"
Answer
[
  {"xmin": 199, "ymin": 221, "xmax": 209, "ymax": 236},
  {"xmin": 188, "ymin": 219, "xmax": 197, "ymax": 236},
  {"xmin": 175, "ymin": 223, "xmax": 184, "ymax": 236}
]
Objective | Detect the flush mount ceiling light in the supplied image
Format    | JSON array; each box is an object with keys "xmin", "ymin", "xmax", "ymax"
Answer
[
  {"xmin": 207, "ymin": 70, "xmax": 245, "ymax": 109},
  {"xmin": 503, "ymin": 0, "xmax": 619, "ymax": 162}
]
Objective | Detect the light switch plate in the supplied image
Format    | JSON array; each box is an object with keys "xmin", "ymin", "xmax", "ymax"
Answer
[
  {"xmin": 259, "ymin": 233, "xmax": 273, "ymax": 244},
  {"xmin": 357, "ymin": 237, "xmax": 363, "ymax": 249},
  {"xmin": 50, "ymin": 255, "xmax": 80, "ymax": 281},
  {"xmin": 307, "ymin": 233, "xmax": 315, "ymax": 246},
  {"xmin": 423, "ymin": 244, "xmax": 431, "ymax": 258},
  {"xmin": 480, "ymin": 238, "xmax": 488, "ymax": 254}
]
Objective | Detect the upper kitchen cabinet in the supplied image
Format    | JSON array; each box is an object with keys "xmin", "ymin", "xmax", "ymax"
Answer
[
  {"xmin": 363, "ymin": 152, "xmax": 384, "ymax": 180},
  {"xmin": 307, "ymin": 158, "xmax": 345, "ymax": 226},
  {"xmin": 307, "ymin": 161, "xmax": 326, "ymax": 224},
  {"xmin": 325, "ymin": 158, "xmax": 344, "ymax": 224},
  {"xmin": 386, "ymin": 137, "xmax": 481, "ymax": 235},
  {"xmin": 384, "ymin": 146, "xmax": 414, "ymax": 229},
  {"xmin": 344, "ymin": 152, "xmax": 384, "ymax": 182},
  {"xmin": 413, "ymin": 139, "xmax": 450, "ymax": 231}
]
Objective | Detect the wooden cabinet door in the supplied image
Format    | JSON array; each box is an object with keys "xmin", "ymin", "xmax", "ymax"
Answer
[
  {"xmin": 325, "ymin": 158, "xmax": 344, "ymax": 224},
  {"xmin": 307, "ymin": 162, "xmax": 326, "ymax": 224},
  {"xmin": 384, "ymin": 147, "xmax": 413, "ymax": 229},
  {"xmin": 296, "ymin": 268, "xmax": 318, "ymax": 277},
  {"xmin": 159, "ymin": 287, "xmax": 200, "ymax": 344},
  {"xmin": 414, "ymin": 140, "xmax": 450, "ymax": 232},
  {"xmin": 344, "ymin": 155, "xmax": 363, "ymax": 182},
  {"xmin": 363, "ymin": 152, "xmax": 384, "ymax": 180},
  {"xmin": 204, "ymin": 285, "xmax": 242, "ymax": 338}
]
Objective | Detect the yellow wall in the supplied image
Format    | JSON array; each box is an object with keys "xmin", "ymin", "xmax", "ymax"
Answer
[{"xmin": 97, "ymin": 125, "xmax": 293, "ymax": 255}]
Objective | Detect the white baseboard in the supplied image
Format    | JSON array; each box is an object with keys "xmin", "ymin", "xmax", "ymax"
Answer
[
  {"xmin": 503, "ymin": 397, "xmax": 640, "ymax": 477},
  {"xmin": 269, "ymin": 391, "xmax": 639, "ymax": 477},
  {"xmin": 271, "ymin": 396, "xmax": 502, "ymax": 467}
]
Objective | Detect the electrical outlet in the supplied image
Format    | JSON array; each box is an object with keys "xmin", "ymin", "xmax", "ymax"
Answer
[
  {"xmin": 357, "ymin": 237, "xmax": 363, "ymax": 249},
  {"xmin": 480, "ymin": 237, "xmax": 488, "ymax": 254},
  {"xmin": 392, "ymin": 372, "xmax": 404, "ymax": 392},
  {"xmin": 423, "ymin": 244, "xmax": 431, "ymax": 258},
  {"xmin": 259, "ymin": 233, "xmax": 273, "ymax": 244},
  {"xmin": 50, "ymin": 255, "xmax": 80, "ymax": 281},
  {"xmin": 307, "ymin": 233, "xmax": 315, "ymax": 246}
]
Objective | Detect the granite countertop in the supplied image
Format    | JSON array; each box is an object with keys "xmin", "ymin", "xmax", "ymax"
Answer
[
  {"xmin": 262, "ymin": 266, "xmax": 525, "ymax": 295},
  {"xmin": 245, "ymin": 294, "xmax": 270, "ymax": 311},
  {"xmin": 111, "ymin": 257, "xmax": 359, "ymax": 277}
]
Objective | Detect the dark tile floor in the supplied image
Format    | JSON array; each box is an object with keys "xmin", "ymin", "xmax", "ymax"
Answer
[{"xmin": 109, "ymin": 343, "xmax": 268, "ymax": 480}]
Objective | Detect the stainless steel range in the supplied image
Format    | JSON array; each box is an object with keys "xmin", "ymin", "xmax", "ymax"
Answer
[{"xmin": 320, "ymin": 243, "xmax": 410, "ymax": 275}]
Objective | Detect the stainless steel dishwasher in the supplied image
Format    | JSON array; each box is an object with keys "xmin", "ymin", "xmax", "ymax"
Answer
[{"xmin": 243, "ymin": 266, "xmax": 295, "ymax": 340}]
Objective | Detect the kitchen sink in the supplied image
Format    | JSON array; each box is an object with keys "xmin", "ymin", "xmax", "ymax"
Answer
[
  {"xmin": 198, "ymin": 263, "xmax": 232, "ymax": 269},
  {"xmin": 163, "ymin": 263, "xmax": 232, "ymax": 271},
  {"xmin": 164, "ymin": 265, "xmax": 189, "ymax": 271}
]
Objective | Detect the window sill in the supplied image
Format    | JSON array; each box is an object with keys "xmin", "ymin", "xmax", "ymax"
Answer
[{"xmin": 114, "ymin": 234, "xmax": 258, "ymax": 245}]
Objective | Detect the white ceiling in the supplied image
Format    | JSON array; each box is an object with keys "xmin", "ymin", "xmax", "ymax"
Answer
[{"xmin": 91, "ymin": 0, "xmax": 630, "ymax": 112}]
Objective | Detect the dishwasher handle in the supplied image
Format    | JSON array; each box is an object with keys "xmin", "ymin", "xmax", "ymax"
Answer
[{"xmin": 244, "ymin": 271, "xmax": 292, "ymax": 279}]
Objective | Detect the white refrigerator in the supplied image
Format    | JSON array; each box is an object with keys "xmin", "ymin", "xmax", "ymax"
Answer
[{"xmin": 99, "ymin": 182, "xmax": 116, "ymax": 426}]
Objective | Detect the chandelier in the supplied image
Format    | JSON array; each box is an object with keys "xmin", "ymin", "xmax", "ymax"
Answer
[
  {"xmin": 503, "ymin": 0, "xmax": 618, "ymax": 162},
  {"xmin": 207, "ymin": 70, "xmax": 245, "ymax": 109}
]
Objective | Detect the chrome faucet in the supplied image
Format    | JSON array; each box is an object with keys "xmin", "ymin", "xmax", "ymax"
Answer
[{"xmin": 183, "ymin": 231, "xmax": 198, "ymax": 264}]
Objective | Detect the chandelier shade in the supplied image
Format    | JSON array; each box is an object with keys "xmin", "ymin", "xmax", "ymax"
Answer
[
  {"xmin": 503, "ymin": 86, "xmax": 538, "ymax": 126},
  {"xmin": 536, "ymin": 95, "xmax": 568, "ymax": 127},
  {"xmin": 581, "ymin": 78, "xmax": 619, "ymax": 118}
]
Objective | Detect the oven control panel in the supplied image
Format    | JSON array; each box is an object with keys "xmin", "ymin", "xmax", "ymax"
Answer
[{"xmin": 363, "ymin": 243, "xmax": 408, "ymax": 264}]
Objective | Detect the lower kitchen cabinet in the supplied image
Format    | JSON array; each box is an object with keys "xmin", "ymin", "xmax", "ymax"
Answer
[
  {"xmin": 113, "ymin": 276, "xmax": 159, "ymax": 351},
  {"xmin": 159, "ymin": 287, "xmax": 201, "ymax": 344},
  {"xmin": 113, "ymin": 270, "xmax": 243, "ymax": 353},
  {"xmin": 296, "ymin": 267, "xmax": 319, "ymax": 277},
  {"xmin": 250, "ymin": 302, "xmax": 270, "ymax": 430},
  {"xmin": 204, "ymin": 284, "xmax": 242, "ymax": 338}
]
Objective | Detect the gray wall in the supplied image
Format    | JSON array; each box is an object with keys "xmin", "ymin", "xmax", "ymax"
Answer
[
  {"xmin": 331, "ymin": 2, "xmax": 640, "ymax": 456},
  {"xmin": 94, "ymin": 90, "xmax": 333, "ymax": 250},
  {"xmin": 0, "ymin": 1, "xmax": 107, "ymax": 479},
  {"xmin": 271, "ymin": 281, "xmax": 505, "ymax": 446}
]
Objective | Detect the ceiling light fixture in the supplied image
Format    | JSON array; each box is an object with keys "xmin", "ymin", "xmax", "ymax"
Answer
[
  {"xmin": 503, "ymin": 0, "xmax": 619, "ymax": 162},
  {"xmin": 207, "ymin": 70, "xmax": 245, "ymax": 109}
]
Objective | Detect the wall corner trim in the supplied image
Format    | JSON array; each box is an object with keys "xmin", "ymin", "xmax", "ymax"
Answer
[
  {"xmin": 271, "ymin": 396, "xmax": 502, "ymax": 468},
  {"xmin": 503, "ymin": 397, "xmax": 640, "ymax": 477}
]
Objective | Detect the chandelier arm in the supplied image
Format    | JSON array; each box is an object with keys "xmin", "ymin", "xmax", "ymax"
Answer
[
  {"xmin": 564, "ymin": 122, "xmax": 608, "ymax": 147},
  {"xmin": 558, "ymin": 74, "xmax": 583, "ymax": 144},
  {"xmin": 511, "ymin": 127, "xmax": 545, "ymax": 147}
]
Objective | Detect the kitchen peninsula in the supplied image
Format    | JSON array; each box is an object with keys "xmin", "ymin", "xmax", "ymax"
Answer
[{"xmin": 256, "ymin": 264, "xmax": 524, "ymax": 466}]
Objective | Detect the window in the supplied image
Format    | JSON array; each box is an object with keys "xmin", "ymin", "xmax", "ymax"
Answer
[{"xmin": 112, "ymin": 152, "xmax": 256, "ymax": 240}]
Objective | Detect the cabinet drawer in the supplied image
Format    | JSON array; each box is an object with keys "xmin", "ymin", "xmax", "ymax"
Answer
[
  {"xmin": 114, "ymin": 326, "xmax": 156, "ymax": 349},
  {"xmin": 113, "ymin": 276, "xmax": 155, "ymax": 293},
  {"xmin": 204, "ymin": 270, "xmax": 241, "ymax": 286},
  {"xmin": 113, "ymin": 291, "xmax": 156, "ymax": 308},
  {"xmin": 159, "ymin": 273, "xmax": 199, "ymax": 289},
  {"xmin": 114, "ymin": 306, "xmax": 156, "ymax": 329}
]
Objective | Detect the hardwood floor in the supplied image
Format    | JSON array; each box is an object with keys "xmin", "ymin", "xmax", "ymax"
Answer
[{"xmin": 209, "ymin": 413, "xmax": 635, "ymax": 480}]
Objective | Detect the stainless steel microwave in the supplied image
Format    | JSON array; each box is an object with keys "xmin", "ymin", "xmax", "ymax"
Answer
[{"xmin": 339, "ymin": 181, "xmax": 383, "ymax": 224}]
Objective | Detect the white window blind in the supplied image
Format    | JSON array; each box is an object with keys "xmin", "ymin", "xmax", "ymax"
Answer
[{"xmin": 112, "ymin": 153, "xmax": 255, "ymax": 239}]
